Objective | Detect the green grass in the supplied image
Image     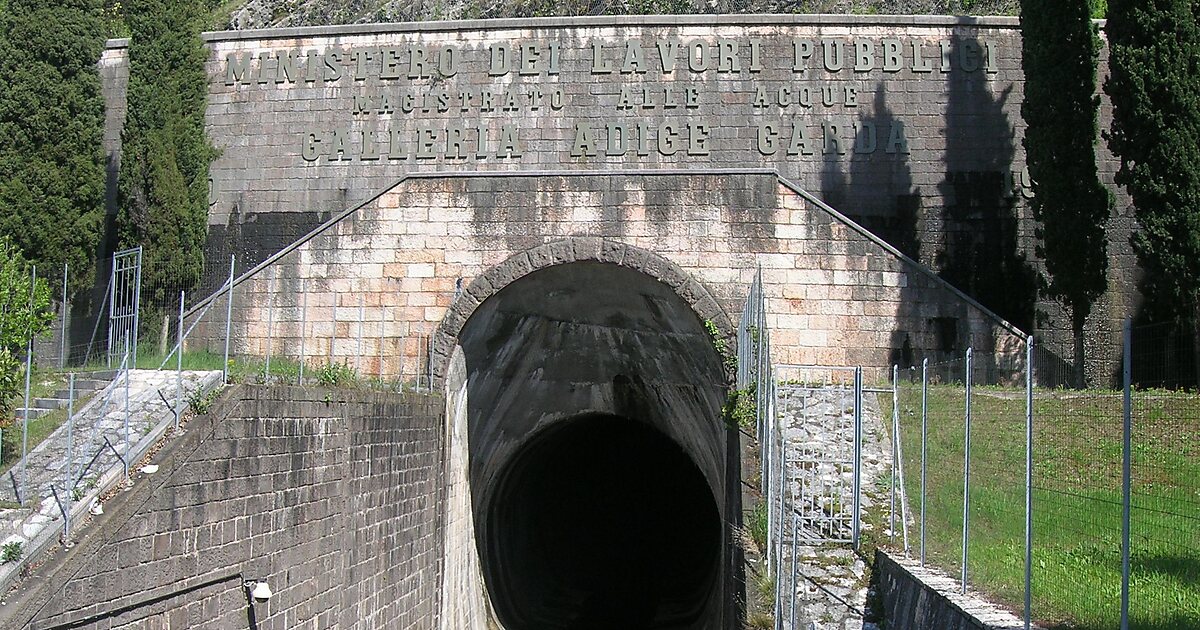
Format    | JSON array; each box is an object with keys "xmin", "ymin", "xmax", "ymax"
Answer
[{"xmin": 881, "ymin": 384, "xmax": 1200, "ymax": 630}]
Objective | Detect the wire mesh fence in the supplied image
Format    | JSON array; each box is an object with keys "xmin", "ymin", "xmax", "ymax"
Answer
[
  {"xmin": 875, "ymin": 322, "xmax": 1200, "ymax": 630},
  {"xmin": 1124, "ymin": 323, "xmax": 1200, "ymax": 629}
]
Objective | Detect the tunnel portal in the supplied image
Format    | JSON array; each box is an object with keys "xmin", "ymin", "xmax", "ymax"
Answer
[
  {"xmin": 452, "ymin": 259, "xmax": 737, "ymax": 629},
  {"xmin": 488, "ymin": 413, "xmax": 721, "ymax": 629}
]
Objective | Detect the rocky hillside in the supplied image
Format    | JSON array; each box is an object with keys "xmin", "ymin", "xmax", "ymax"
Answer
[{"xmin": 220, "ymin": 0, "xmax": 1020, "ymax": 30}]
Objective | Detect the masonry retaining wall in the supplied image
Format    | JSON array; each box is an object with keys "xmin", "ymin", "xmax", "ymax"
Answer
[
  {"xmin": 874, "ymin": 549, "xmax": 1039, "ymax": 630},
  {"xmin": 0, "ymin": 385, "xmax": 445, "ymax": 630}
]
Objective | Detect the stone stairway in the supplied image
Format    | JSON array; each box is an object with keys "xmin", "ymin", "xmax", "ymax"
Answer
[
  {"xmin": 13, "ymin": 371, "xmax": 117, "ymax": 422},
  {"xmin": 0, "ymin": 369, "xmax": 222, "ymax": 594}
]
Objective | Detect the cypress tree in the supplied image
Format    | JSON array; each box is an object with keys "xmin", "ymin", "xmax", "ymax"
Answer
[
  {"xmin": 1020, "ymin": 0, "xmax": 1112, "ymax": 386},
  {"xmin": 0, "ymin": 0, "xmax": 107, "ymax": 289},
  {"xmin": 1106, "ymin": 1, "xmax": 1200, "ymax": 358},
  {"xmin": 117, "ymin": 0, "xmax": 216, "ymax": 308}
]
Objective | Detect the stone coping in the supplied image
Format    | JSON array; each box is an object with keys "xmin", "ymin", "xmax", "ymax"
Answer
[
  {"xmin": 195, "ymin": 13, "xmax": 1022, "ymax": 44},
  {"xmin": 877, "ymin": 549, "xmax": 1046, "ymax": 630}
]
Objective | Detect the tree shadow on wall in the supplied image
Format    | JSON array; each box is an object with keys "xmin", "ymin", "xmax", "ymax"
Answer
[
  {"xmin": 818, "ymin": 86, "xmax": 928, "ymax": 367},
  {"xmin": 858, "ymin": 87, "xmax": 925, "ymax": 367},
  {"xmin": 935, "ymin": 33, "xmax": 1037, "ymax": 335}
]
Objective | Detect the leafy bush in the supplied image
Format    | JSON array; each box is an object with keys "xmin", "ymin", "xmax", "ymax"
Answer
[{"xmin": 0, "ymin": 237, "xmax": 54, "ymax": 416}]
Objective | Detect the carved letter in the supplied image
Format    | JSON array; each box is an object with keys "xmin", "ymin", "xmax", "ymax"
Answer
[
  {"xmin": 854, "ymin": 39, "xmax": 875, "ymax": 72},
  {"xmin": 757, "ymin": 123, "xmax": 779, "ymax": 155},
  {"xmin": 225, "ymin": 52, "xmax": 253, "ymax": 85},
  {"xmin": 572, "ymin": 123, "xmax": 598, "ymax": 157}
]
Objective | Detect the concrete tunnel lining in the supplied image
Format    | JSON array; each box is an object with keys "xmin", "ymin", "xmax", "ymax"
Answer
[{"xmin": 453, "ymin": 261, "xmax": 737, "ymax": 629}]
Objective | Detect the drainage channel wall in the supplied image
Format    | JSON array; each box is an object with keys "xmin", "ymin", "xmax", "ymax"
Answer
[{"xmin": 0, "ymin": 385, "xmax": 445, "ymax": 630}]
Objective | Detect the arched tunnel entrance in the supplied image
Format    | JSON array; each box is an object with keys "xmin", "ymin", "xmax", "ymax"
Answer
[
  {"xmin": 450, "ymin": 259, "xmax": 739, "ymax": 629},
  {"xmin": 489, "ymin": 414, "xmax": 721, "ymax": 629}
]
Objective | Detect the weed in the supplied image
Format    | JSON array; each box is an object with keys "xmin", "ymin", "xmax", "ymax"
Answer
[
  {"xmin": 745, "ymin": 610, "xmax": 774, "ymax": 629},
  {"xmin": 188, "ymin": 387, "xmax": 219, "ymax": 415},
  {"xmin": 723, "ymin": 386, "xmax": 757, "ymax": 429},
  {"xmin": 752, "ymin": 566, "xmax": 775, "ymax": 604},
  {"xmin": 1, "ymin": 541, "xmax": 22, "ymax": 564},
  {"xmin": 315, "ymin": 361, "xmax": 357, "ymax": 388},
  {"xmin": 705, "ymin": 319, "xmax": 737, "ymax": 375},
  {"xmin": 748, "ymin": 500, "xmax": 769, "ymax": 553}
]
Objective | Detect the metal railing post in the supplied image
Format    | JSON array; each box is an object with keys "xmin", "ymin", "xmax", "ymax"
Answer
[
  {"xmin": 357, "ymin": 295, "xmax": 364, "ymax": 375},
  {"xmin": 60, "ymin": 263, "xmax": 68, "ymax": 368},
  {"xmin": 789, "ymin": 505, "xmax": 798, "ymax": 630},
  {"xmin": 20, "ymin": 265, "xmax": 36, "ymax": 504},
  {"xmin": 131, "ymin": 247, "xmax": 142, "ymax": 366},
  {"xmin": 921, "ymin": 357, "xmax": 928, "ymax": 566},
  {"xmin": 890, "ymin": 365, "xmax": 899, "ymax": 543},
  {"xmin": 176, "ymin": 291, "xmax": 184, "ymax": 429},
  {"xmin": 222, "ymin": 255, "xmax": 235, "ymax": 383},
  {"xmin": 265, "ymin": 269, "xmax": 275, "ymax": 383},
  {"xmin": 1025, "ymin": 336, "xmax": 1034, "ymax": 629},
  {"xmin": 64, "ymin": 373, "xmax": 75, "ymax": 540},
  {"xmin": 123, "ymin": 340, "xmax": 131, "ymax": 482},
  {"xmin": 1121, "ymin": 319, "xmax": 1132, "ymax": 630},
  {"xmin": 962, "ymin": 346, "xmax": 973, "ymax": 594},
  {"xmin": 378, "ymin": 310, "xmax": 386, "ymax": 379},
  {"xmin": 298, "ymin": 278, "xmax": 307, "ymax": 385},
  {"xmin": 852, "ymin": 366, "xmax": 863, "ymax": 549}
]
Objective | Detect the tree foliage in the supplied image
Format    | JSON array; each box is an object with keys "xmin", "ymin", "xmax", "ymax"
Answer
[
  {"xmin": 0, "ymin": 237, "xmax": 54, "ymax": 416},
  {"xmin": 0, "ymin": 0, "xmax": 107, "ymax": 290},
  {"xmin": 117, "ymin": 0, "xmax": 217, "ymax": 306},
  {"xmin": 1020, "ymin": 0, "xmax": 1112, "ymax": 384},
  {"xmin": 1105, "ymin": 0, "xmax": 1200, "ymax": 324}
]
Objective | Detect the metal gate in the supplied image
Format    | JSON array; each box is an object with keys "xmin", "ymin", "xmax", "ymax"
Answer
[
  {"xmin": 772, "ymin": 365, "xmax": 862, "ymax": 545},
  {"xmin": 107, "ymin": 247, "xmax": 142, "ymax": 366}
]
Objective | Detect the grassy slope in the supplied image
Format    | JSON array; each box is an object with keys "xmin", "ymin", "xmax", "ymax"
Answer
[{"xmin": 882, "ymin": 383, "xmax": 1199, "ymax": 630}]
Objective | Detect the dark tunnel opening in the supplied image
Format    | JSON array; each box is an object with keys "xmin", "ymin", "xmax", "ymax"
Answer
[{"xmin": 484, "ymin": 413, "xmax": 722, "ymax": 630}]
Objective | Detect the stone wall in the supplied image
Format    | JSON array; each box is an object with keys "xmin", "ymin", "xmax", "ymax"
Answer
[
  {"xmin": 179, "ymin": 15, "xmax": 1136, "ymax": 379},
  {"xmin": 88, "ymin": 13, "xmax": 1135, "ymax": 384},
  {"xmin": 186, "ymin": 171, "xmax": 1025, "ymax": 384},
  {"xmin": 1, "ymin": 385, "xmax": 444, "ymax": 630},
  {"xmin": 874, "ymin": 549, "xmax": 1039, "ymax": 630}
]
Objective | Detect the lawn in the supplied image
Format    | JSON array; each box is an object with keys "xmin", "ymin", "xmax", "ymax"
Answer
[{"xmin": 881, "ymin": 382, "xmax": 1200, "ymax": 630}]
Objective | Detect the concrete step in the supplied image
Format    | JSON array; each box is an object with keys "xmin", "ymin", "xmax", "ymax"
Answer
[
  {"xmin": 51, "ymin": 381, "xmax": 108, "ymax": 400},
  {"xmin": 79, "ymin": 370, "xmax": 120, "ymax": 381},
  {"xmin": 13, "ymin": 408, "xmax": 50, "ymax": 421},
  {"xmin": 32, "ymin": 399, "xmax": 67, "ymax": 410},
  {"xmin": 62, "ymin": 377, "xmax": 109, "ymax": 390}
]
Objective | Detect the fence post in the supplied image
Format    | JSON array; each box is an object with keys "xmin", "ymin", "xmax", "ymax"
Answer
[
  {"xmin": 176, "ymin": 291, "xmax": 184, "ymax": 429},
  {"xmin": 1121, "ymin": 318, "xmax": 1132, "ymax": 630},
  {"xmin": 962, "ymin": 346, "xmax": 973, "ymax": 594},
  {"xmin": 1025, "ymin": 335, "xmax": 1034, "ymax": 630},
  {"xmin": 265, "ymin": 269, "xmax": 275, "ymax": 383},
  {"xmin": 60, "ymin": 263, "xmax": 68, "ymax": 368},
  {"xmin": 891, "ymin": 364, "xmax": 898, "ymax": 542},
  {"xmin": 123, "ymin": 339, "xmax": 131, "ymax": 482},
  {"xmin": 852, "ymin": 366, "xmax": 863, "ymax": 549},
  {"xmin": 921, "ymin": 357, "xmax": 928, "ymax": 567},
  {"xmin": 20, "ymin": 264, "xmax": 36, "ymax": 504},
  {"xmin": 331, "ymin": 296, "xmax": 339, "ymax": 366},
  {"xmin": 222, "ymin": 255, "xmax": 235, "ymax": 383},
  {"xmin": 776, "ymin": 427, "xmax": 786, "ymax": 577},
  {"xmin": 64, "ymin": 373, "xmax": 75, "ymax": 541},
  {"xmin": 357, "ymin": 295, "xmax": 364, "ymax": 375},
  {"xmin": 132, "ymin": 247, "xmax": 142, "ymax": 367},
  {"xmin": 298, "ymin": 278, "xmax": 307, "ymax": 385},
  {"xmin": 378, "ymin": 310, "xmax": 386, "ymax": 379},
  {"xmin": 790, "ymin": 505, "xmax": 798, "ymax": 630}
]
